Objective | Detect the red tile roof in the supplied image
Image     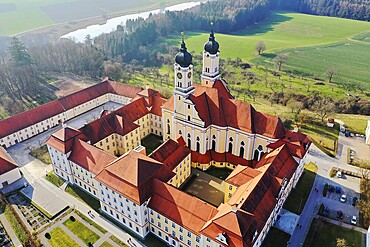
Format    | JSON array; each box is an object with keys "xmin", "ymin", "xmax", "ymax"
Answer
[
  {"xmin": 148, "ymin": 179, "xmax": 218, "ymax": 235},
  {"xmin": 45, "ymin": 126, "xmax": 83, "ymax": 154},
  {"xmin": 162, "ymin": 81, "xmax": 286, "ymax": 139},
  {"xmin": 69, "ymin": 139, "xmax": 116, "ymax": 175},
  {"xmin": 95, "ymin": 150, "xmax": 164, "ymax": 204},
  {"xmin": 79, "ymin": 113, "xmax": 138, "ymax": 144},
  {"xmin": 225, "ymin": 166, "xmax": 262, "ymax": 187},
  {"xmin": 114, "ymin": 97, "xmax": 150, "ymax": 123},
  {"xmin": 267, "ymin": 130, "xmax": 311, "ymax": 158},
  {"xmin": 255, "ymin": 145, "xmax": 298, "ymax": 180},
  {"xmin": 0, "ymin": 146, "xmax": 18, "ymax": 174},
  {"xmin": 0, "ymin": 79, "xmax": 142, "ymax": 139},
  {"xmin": 132, "ymin": 88, "xmax": 166, "ymax": 117},
  {"xmin": 0, "ymin": 100, "xmax": 65, "ymax": 138},
  {"xmin": 200, "ymin": 203, "xmax": 257, "ymax": 247}
]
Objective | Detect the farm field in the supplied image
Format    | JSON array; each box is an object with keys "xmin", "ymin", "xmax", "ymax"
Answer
[
  {"xmin": 0, "ymin": 0, "xmax": 190, "ymax": 36},
  {"xmin": 166, "ymin": 12, "xmax": 370, "ymax": 87}
]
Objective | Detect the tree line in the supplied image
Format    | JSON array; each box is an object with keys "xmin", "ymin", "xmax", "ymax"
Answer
[{"xmin": 273, "ymin": 0, "xmax": 370, "ymax": 21}]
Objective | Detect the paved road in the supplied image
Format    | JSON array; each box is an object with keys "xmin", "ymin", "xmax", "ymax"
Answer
[{"xmin": 287, "ymin": 138, "xmax": 363, "ymax": 247}]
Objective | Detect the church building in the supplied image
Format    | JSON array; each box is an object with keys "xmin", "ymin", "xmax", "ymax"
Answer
[{"xmin": 44, "ymin": 30, "xmax": 311, "ymax": 247}]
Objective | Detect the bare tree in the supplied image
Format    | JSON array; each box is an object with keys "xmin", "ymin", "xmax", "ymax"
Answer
[
  {"xmin": 255, "ymin": 41, "xmax": 266, "ymax": 55},
  {"xmin": 326, "ymin": 67, "xmax": 338, "ymax": 83},
  {"xmin": 311, "ymin": 97, "xmax": 335, "ymax": 122},
  {"xmin": 273, "ymin": 53, "xmax": 288, "ymax": 71}
]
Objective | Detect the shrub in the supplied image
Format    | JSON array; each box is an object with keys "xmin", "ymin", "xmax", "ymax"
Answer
[
  {"xmin": 45, "ymin": 232, "xmax": 51, "ymax": 239},
  {"xmin": 69, "ymin": 216, "xmax": 75, "ymax": 222}
]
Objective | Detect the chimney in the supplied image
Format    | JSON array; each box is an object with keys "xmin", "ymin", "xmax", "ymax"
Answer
[
  {"xmin": 293, "ymin": 125, "xmax": 299, "ymax": 132},
  {"xmin": 146, "ymin": 84, "xmax": 150, "ymax": 90}
]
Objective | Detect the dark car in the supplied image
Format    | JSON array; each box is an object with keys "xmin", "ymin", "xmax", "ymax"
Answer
[
  {"xmin": 328, "ymin": 185, "xmax": 335, "ymax": 193},
  {"xmin": 337, "ymin": 210, "xmax": 344, "ymax": 219},
  {"xmin": 352, "ymin": 197, "xmax": 358, "ymax": 206}
]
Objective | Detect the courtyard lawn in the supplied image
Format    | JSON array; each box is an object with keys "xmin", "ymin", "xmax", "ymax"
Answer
[
  {"xmin": 109, "ymin": 235, "xmax": 129, "ymax": 247},
  {"xmin": 46, "ymin": 171, "xmax": 65, "ymax": 187},
  {"xmin": 303, "ymin": 219, "xmax": 362, "ymax": 247},
  {"xmin": 283, "ymin": 163, "xmax": 318, "ymax": 215},
  {"xmin": 261, "ymin": 227, "xmax": 290, "ymax": 247},
  {"xmin": 48, "ymin": 226, "xmax": 80, "ymax": 247},
  {"xmin": 63, "ymin": 218, "xmax": 100, "ymax": 245},
  {"xmin": 65, "ymin": 185, "xmax": 100, "ymax": 211},
  {"xmin": 75, "ymin": 210, "xmax": 107, "ymax": 234},
  {"xmin": 100, "ymin": 242, "xmax": 114, "ymax": 247},
  {"xmin": 141, "ymin": 134, "xmax": 163, "ymax": 155},
  {"xmin": 335, "ymin": 113, "xmax": 369, "ymax": 134},
  {"xmin": 29, "ymin": 145, "xmax": 51, "ymax": 164}
]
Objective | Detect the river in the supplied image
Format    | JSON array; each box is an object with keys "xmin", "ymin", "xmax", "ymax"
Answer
[{"xmin": 61, "ymin": 1, "xmax": 201, "ymax": 42}]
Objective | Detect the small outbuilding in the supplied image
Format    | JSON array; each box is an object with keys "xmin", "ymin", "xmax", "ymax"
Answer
[{"xmin": 0, "ymin": 146, "xmax": 21, "ymax": 189}]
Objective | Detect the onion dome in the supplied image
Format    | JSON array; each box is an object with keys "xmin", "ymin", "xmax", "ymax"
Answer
[
  {"xmin": 175, "ymin": 34, "xmax": 192, "ymax": 67},
  {"xmin": 204, "ymin": 29, "xmax": 219, "ymax": 55}
]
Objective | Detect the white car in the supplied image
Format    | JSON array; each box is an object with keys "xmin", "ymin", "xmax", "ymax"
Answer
[
  {"xmin": 340, "ymin": 194, "xmax": 347, "ymax": 202},
  {"xmin": 351, "ymin": 216, "xmax": 357, "ymax": 225},
  {"xmin": 336, "ymin": 171, "xmax": 342, "ymax": 178}
]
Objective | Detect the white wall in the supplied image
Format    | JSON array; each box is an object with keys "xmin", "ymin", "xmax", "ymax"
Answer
[{"xmin": 0, "ymin": 168, "xmax": 21, "ymax": 189}]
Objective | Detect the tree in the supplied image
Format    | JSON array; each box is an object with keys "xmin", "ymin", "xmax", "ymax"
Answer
[
  {"xmin": 287, "ymin": 99, "xmax": 303, "ymax": 114},
  {"xmin": 326, "ymin": 67, "xmax": 338, "ymax": 83},
  {"xmin": 255, "ymin": 40, "xmax": 266, "ymax": 55},
  {"xmin": 273, "ymin": 53, "xmax": 288, "ymax": 71},
  {"xmin": 336, "ymin": 238, "xmax": 348, "ymax": 247},
  {"xmin": 9, "ymin": 37, "xmax": 33, "ymax": 65},
  {"xmin": 311, "ymin": 97, "xmax": 335, "ymax": 122}
]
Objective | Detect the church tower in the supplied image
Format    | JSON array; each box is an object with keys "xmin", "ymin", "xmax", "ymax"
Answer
[
  {"xmin": 173, "ymin": 33, "xmax": 194, "ymax": 117},
  {"xmin": 201, "ymin": 23, "xmax": 220, "ymax": 87}
]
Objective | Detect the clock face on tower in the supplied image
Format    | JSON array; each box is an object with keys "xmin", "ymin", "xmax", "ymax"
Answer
[
  {"xmin": 188, "ymin": 72, "xmax": 192, "ymax": 78},
  {"xmin": 177, "ymin": 72, "xmax": 182, "ymax": 79}
]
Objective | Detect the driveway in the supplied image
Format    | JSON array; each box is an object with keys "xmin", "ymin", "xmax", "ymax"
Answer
[{"xmin": 337, "ymin": 132, "xmax": 370, "ymax": 163}]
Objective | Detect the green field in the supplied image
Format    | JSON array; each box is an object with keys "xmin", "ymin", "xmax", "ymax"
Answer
[
  {"xmin": 167, "ymin": 12, "xmax": 370, "ymax": 87},
  {"xmin": 48, "ymin": 227, "xmax": 80, "ymax": 247},
  {"xmin": 0, "ymin": 0, "xmax": 190, "ymax": 36}
]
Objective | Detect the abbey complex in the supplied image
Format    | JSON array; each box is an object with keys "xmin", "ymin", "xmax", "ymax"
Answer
[{"xmin": 0, "ymin": 31, "xmax": 311, "ymax": 247}]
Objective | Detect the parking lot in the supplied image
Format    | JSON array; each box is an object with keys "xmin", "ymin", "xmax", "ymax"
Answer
[{"xmin": 320, "ymin": 174, "xmax": 360, "ymax": 225}]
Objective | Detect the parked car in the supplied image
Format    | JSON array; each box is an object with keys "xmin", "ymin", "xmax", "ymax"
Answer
[
  {"xmin": 328, "ymin": 185, "xmax": 335, "ymax": 193},
  {"xmin": 352, "ymin": 197, "xmax": 358, "ymax": 206},
  {"xmin": 351, "ymin": 216, "xmax": 357, "ymax": 225},
  {"xmin": 340, "ymin": 194, "xmax": 347, "ymax": 203},
  {"xmin": 337, "ymin": 210, "xmax": 344, "ymax": 219},
  {"xmin": 336, "ymin": 186, "xmax": 342, "ymax": 194},
  {"xmin": 336, "ymin": 171, "xmax": 342, "ymax": 178}
]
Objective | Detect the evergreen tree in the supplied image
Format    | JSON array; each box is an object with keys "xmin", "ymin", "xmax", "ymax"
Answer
[{"xmin": 9, "ymin": 37, "xmax": 33, "ymax": 65}]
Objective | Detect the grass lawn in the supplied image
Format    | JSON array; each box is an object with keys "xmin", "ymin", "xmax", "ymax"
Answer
[
  {"xmin": 204, "ymin": 166, "xmax": 232, "ymax": 180},
  {"xmin": 261, "ymin": 227, "xmax": 290, "ymax": 247},
  {"xmin": 46, "ymin": 171, "xmax": 65, "ymax": 187},
  {"xmin": 141, "ymin": 134, "xmax": 163, "ymax": 155},
  {"xmin": 63, "ymin": 218, "xmax": 100, "ymax": 245},
  {"xmin": 75, "ymin": 210, "xmax": 107, "ymax": 234},
  {"xmin": 29, "ymin": 145, "xmax": 51, "ymax": 164},
  {"xmin": 283, "ymin": 163, "xmax": 318, "ymax": 215},
  {"xmin": 100, "ymin": 242, "xmax": 114, "ymax": 247},
  {"xmin": 65, "ymin": 185, "xmax": 100, "ymax": 211},
  {"xmin": 48, "ymin": 226, "xmax": 80, "ymax": 247},
  {"xmin": 303, "ymin": 219, "xmax": 362, "ymax": 247},
  {"xmin": 3, "ymin": 203, "xmax": 29, "ymax": 245},
  {"xmin": 109, "ymin": 235, "xmax": 129, "ymax": 247},
  {"xmin": 335, "ymin": 113, "xmax": 369, "ymax": 134}
]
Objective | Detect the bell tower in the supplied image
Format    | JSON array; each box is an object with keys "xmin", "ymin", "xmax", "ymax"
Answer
[
  {"xmin": 173, "ymin": 33, "xmax": 194, "ymax": 118},
  {"xmin": 201, "ymin": 22, "xmax": 221, "ymax": 87}
]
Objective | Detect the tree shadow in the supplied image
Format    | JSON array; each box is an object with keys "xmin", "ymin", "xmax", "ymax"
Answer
[{"xmin": 232, "ymin": 12, "xmax": 293, "ymax": 37}]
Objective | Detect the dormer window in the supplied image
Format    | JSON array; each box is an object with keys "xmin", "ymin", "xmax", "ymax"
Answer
[{"xmin": 216, "ymin": 232, "xmax": 228, "ymax": 246}]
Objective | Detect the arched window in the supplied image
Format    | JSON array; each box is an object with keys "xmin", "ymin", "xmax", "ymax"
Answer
[
  {"xmin": 228, "ymin": 142, "xmax": 233, "ymax": 153},
  {"xmin": 196, "ymin": 142, "xmax": 200, "ymax": 152},
  {"xmin": 178, "ymin": 130, "xmax": 182, "ymax": 135},
  {"xmin": 239, "ymin": 141, "xmax": 245, "ymax": 158},
  {"xmin": 228, "ymin": 137, "xmax": 233, "ymax": 154},
  {"xmin": 205, "ymin": 137, "xmax": 209, "ymax": 151},
  {"xmin": 187, "ymin": 116, "xmax": 191, "ymax": 121},
  {"xmin": 167, "ymin": 124, "xmax": 170, "ymax": 135},
  {"xmin": 253, "ymin": 145, "xmax": 264, "ymax": 161},
  {"xmin": 187, "ymin": 134, "xmax": 191, "ymax": 149},
  {"xmin": 212, "ymin": 135, "xmax": 216, "ymax": 150}
]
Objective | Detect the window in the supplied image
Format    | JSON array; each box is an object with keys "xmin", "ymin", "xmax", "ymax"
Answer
[
  {"xmin": 187, "ymin": 134, "xmax": 191, "ymax": 148},
  {"xmin": 187, "ymin": 231, "xmax": 191, "ymax": 237},
  {"xmin": 253, "ymin": 145, "xmax": 264, "ymax": 161},
  {"xmin": 187, "ymin": 115, "xmax": 191, "ymax": 121},
  {"xmin": 188, "ymin": 105, "xmax": 190, "ymax": 109},
  {"xmin": 187, "ymin": 240, "xmax": 192, "ymax": 245},
  {"xmin": 196, "ymin": 142, "xmax": 200, "ymax": 152},
  {"xmin": 212, "ymin": 135, "xmax": 216, "ymax": 150}
]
